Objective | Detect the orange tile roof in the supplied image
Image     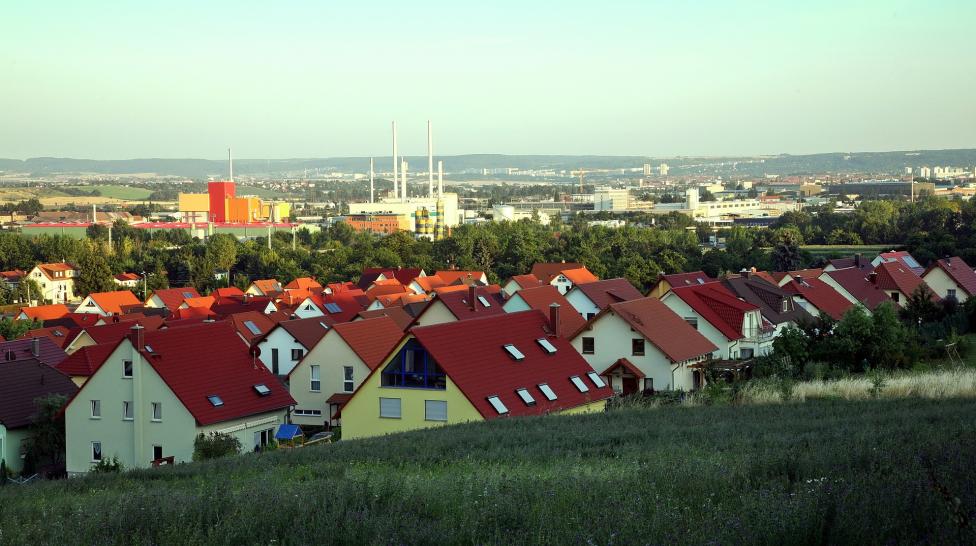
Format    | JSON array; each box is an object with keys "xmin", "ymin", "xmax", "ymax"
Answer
[
  {"xmin": 19, "ymin": 304, "xmax": 70, "ymax": 322},
  {"xmin": 249, "ymin": 279, "xmax": 282, "ymax": 295},
  {"xmin": 434, "ymin": 270, "xmax": 487, "ymax": 285},
  {"xmin": 182, "ymin": 296, "xmax": 216, "ymax": 309},
  {"xmin": 560, "ymin": 267, "xmax": 599, "ymax": 285},
  {"xmin": 87, "ymin": 291, "xmax": 142, "ymax": 315},
  {"xmin": 284, "ymin": 277, "xmax": 322, "ymax": 292},
  {"xmin": 411, "ymin": 275, "xmax": 447, "ymax": 292}
]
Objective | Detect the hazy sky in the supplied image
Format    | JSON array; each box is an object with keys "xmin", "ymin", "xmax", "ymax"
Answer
[{"xmin": 2, "ymin": 1, "xmax": 974, "ymax": 159}]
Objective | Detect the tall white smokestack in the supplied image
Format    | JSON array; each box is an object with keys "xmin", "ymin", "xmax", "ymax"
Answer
[
  {"xmin": 92, "ymin": 204, "xmax": 97, "ymax": 224},
  {"xmin": 392, "ymin": 122, "xmax": 398, "ymax": 201},
  {"xmin": 438, "ymin": 160, "xmax": 444, "ymax": 198},
  {"xmin": 427, "ymin": 120, "xmax": 434, "ymax": 199},
  {"xmin": 228, "ymin": 148, "xmax": 234, "ymax": 182},
  {"xmin": 401, "ymin": 159, "xmax": 408, "ymax": 202},
  {"xmin": 369, "ymin": 157, "xmax": 374, "ymax": 204}
]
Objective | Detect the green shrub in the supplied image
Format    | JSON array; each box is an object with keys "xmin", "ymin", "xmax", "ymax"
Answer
[
  {"xmin": 91, "ymin": 456, "xmax": 123, "ymax": 474},
  {"xmin": 192, "ymin": 432, "xmax": 242, "ymax": 461}
]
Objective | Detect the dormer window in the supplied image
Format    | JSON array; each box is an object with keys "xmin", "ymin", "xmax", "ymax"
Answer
[
  {"xmin": 503, "ymin": 344, "xmax": 525, "ymax": 361},
  {"xmin": 487, "ymin": 396, "xmax": 508, "ymax": 415}
]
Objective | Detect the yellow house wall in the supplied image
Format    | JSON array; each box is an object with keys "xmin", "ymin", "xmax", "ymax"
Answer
[
  {"xmin": 288, "ymin": 331, "xmax": 373, "ymax": 427},
  {"xmin": 647, "ymin": 280, "xmax": 673, "ymax": 299},
  {"xmin": 557, "ymin": 399, "xmax": 607, "ymax": 415},
  {"xmin": 923, "ymin": 268, "xmax": 968, "ymax": 303},
  {"xmin": 342, "ymin": 339, "xmax": 482, "ymax": 440},
  {"xmin": 411, "ymin": 300, "xmax": 458, "ymax": 327}
]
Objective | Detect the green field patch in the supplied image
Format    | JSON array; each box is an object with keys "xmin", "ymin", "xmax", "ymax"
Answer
[{"xmin": 63, "ymin": 185, "xmax": 154, "ymax": 200}]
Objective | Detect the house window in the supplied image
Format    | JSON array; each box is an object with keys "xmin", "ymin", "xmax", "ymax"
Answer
[
  {"xmin": 425, "ymin": 400, "xmax": 448, "ymax": 421},
  {"xmin": 684, "ymin": 317, "xmax": 698, "ymax": 329},
  {"xmin": 90, "ymin": 400, "xmax": 101, "ymax": 418},
  {"xmin": 379, "ymin": 397, "xmax": 401, "ymax": 419},
  {"xmin": 891, "ymin": 292, "xmax": 900, "ymax": 303},
  {"xmin": 254, "ymin": 428, "xmax": 274, "ymax": 449},
  {"xmin": 585, "ymin": 312, "xmax": 596, "ymax": 320},
  {"xmin": 947, "ymin": 288, "xmax": 957, "ymax": 299},
  {"xmin": 643, "ymin": 378, "xmax": 654, "ymax": 391},
  {"xmin": 151, "ymin": 402, "xmax": 162, "ymax": 421},
  {"xmin": 381, "ymin": 341, "xmax": 446, "ymax": 390},
  {"xmin": 122, "ymin": 360, "xmax": 133, "ymax": 378},
  {"xmin": 293, "ymin": 409, "xmax": 323, "ymax": 416},
  {"xmin": 291, "ymin": 348, "xmax": 304, "ymax": 361},
  {"xmin": 310, "ymin": 365, "xmax": 321, "ymax": 392},
  {"xmin": 581, "ymin": 337, "xmax": 595, "ymax": 354},
  {"xmin": 153, "ymin": 445, "xmax": 163, "ymax": 461},
  {"xmin": 91, "ymin": 441, "xmax": 102, "ymax": 462},
  {"xmin": 122, "ymin": 401, "xmax": 133, "ymax": 420},
  {"xmin": 781, "ymin": 299, "xmax": 790, "ymax": 312},
  {"xmin": 271, "ymin": 348, "xmax": 280, "ymax": 375},
  {"xmin": 343, "ymin": 366, "xmax": 354, "ymax": 392},
  {"xmin": 632, "ymin": 339, "xmax": 645, "ymax": 356}
]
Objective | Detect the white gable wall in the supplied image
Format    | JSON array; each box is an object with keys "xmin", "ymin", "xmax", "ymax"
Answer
[
  {"xmin": 565, "ymin": 289, "xmax": 599, "ymax": 319},
  {"xmin": 923, "ymin": 267, "xmax": 968, "ymax": 302}
]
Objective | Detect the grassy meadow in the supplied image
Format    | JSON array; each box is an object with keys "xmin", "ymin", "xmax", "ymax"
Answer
[{"xmin": 1, "ymin": 398, "xmax": 975, "ymax": 545}]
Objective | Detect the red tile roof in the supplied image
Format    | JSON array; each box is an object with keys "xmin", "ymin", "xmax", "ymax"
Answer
[
  {"xmin": 605, "ymin": 298, "xmax": 718, "ymax": 362},
  {"xmin": 436, "ymin": 286, "xmax": 507, "ymax": 320},
  {"xmin": 668, "ymin": 284, "xmax": 758, "ymax": 341},
  {"xmin": 823, "ymin": 267, "xmax": 891, "ymax": 309},
  {"xmin": 410, "ymin": 275, "xmax": 448, "ymax": 293},
  {"xmin": 248, "ymin": 279, "xmax": 282, "ymax": 295},
  {"xmin": 228, "ymin": 311, "xmax": 276, "ymax": 345},
  {"xmin": 21, "ymin": 326, "xmax": 74, "ymax": 348},
  {"xmin": 87, "ymin": 291, "xmax": 143, "ymax": 315},
  {"xmin": 333, "ymin": 316, "xmax": 405, "ymax": 370},
  {"xmin": 658, "ymin": 271, "xmax": 716, "ymax": 289},
  {"xmin": 365, "ymin": 282, "xmax": 411, "ymax": 301},
  {"xmin": 572, "ymin": 278, "xmax": 644, "ymax": 310},
  {"xmin": 772, "ymin": 269, "xmax": 824, "ymax": 285},
  {"xmin": 925, "ymin": 257, "xmax": 976, "ymax": 298},
  {"xmin": 276, "ymin": 316, "xmax": 335, "ymax": 349},
  {"xmin": 35, "ymin": 262, "xmax": 77, "ymax": 281},
  {"xmin": 170, "ymin": 306, "xmax": 218, "ymax": 321},
  {"xmin": 507, "ymin": 274, "xmax": 544, "ymax": 290},
  {"xmin": 874, "ymin": 261, "xmax": 936, "ymax": 300},
  {"xmin": 212, "ymin": 286, "xmax": 245, "ymax": 300},
  {"xmin": 19, "ymin": 304, "xmax": 70, "ymax": 322},
  {"xmin": 114, "ymin": 272, "xmax": 142, "ymax": 282},
  {"xmin": 530, "ymin": 262, "xmax": 584, "ymax": 283},
  {"xmin": 781, "ymin": 276, "xmax": 854, "ymax": 321},
  {"xmin": 284, "ymin": 277, "xmax": 323, "ymax": 292},
  {"xmin": 506, "ymin": 285, "xmax": 585, "ymax": 339},
  {"xmin": 600, "ymin": 357, "xmax": 645, "ymax": 379},
  {"xmin": 181, "ymin": 296, "xmax": 215, "ymax": 309},
  {"xmin": 410, "ymin": 311, "xmax": 613, "ymax": 418},
  {"xmin": 875, "ymin": 251, "xmax": 924, "ymax": 275},
  {"xmin": 355, "ymin": 307, "xmax": 414, "ymax": 331},
  {"xmin": 434, "ymin": 270, "xmax": 487, "ymax": 286},
  {"xmin": 148, "ymin": 287, "xmax": 202, "ymax": 312},
  {"xmin": 0, "ymin": 358, "xmax": 77, "ymax": 428},
  {"xmin": 81, "ymin": 316, "xmax": 164, "ymax": 345},
  {"xmin": 358, "ymin": 268, "xmax": 425, "ymax": 289},
  {"xmin": 56, "ymin": 343, "xmax": 116, "ymax": 378},
  {"xmin": 127, "ymin": 322, "xmax": 294, "ymax": 425},
  {"xmin": 312, "ymin": 291, "xmax": 368, "ymax": 322}
]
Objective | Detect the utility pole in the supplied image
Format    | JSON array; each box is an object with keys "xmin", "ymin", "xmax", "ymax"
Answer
[{"xmin": 141, "ymin": 271, "xmax": 147, "ymax": 301}]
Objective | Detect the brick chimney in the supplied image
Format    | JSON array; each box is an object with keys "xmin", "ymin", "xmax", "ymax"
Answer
[
  {"xmin": 468, "ymin": 285, "xmax": 477, "ymax": 311},
  {"xmin": 855, "ymin": 253, "xmax": 861, "ymax": 268},
  {"xmin": 129, "ymin": 324, "xmax": 145, "ymax": 352},
  {"xmin": 549, "ymin": 303, "xmax": 560, "ymax": 337},
  {"xmin": 868, "ymin": 271, "xmax": 878, "ymax": 285}
]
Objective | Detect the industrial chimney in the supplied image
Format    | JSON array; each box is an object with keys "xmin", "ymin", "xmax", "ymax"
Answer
[
  {"xmin": 427, "ymin": 120, "xmax": 434, "ymax": 199},
  {"xmin": 392, "ymin": 121, "xmax": 399, "ymax": 201}
]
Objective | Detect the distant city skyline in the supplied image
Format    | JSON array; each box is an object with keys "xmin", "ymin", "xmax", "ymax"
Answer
[{"xmin": 2, "ymin": 1, "xmax": 974, "ymax": 160}]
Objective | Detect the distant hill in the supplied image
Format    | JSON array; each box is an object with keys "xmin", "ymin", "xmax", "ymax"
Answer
[{"xmin": 0, "ymin": 149, "xmax": 974, "ymax": 178}]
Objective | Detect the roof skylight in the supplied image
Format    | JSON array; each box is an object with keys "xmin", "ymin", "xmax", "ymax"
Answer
[
  {"xmin": 207, "ymin": 394, "xmax": 224, "ymax": 407},
  {"xmin": 586, "ymin": 372, "xmax": 606, "ymax": 388},
  {"xmin": 516, "ymin": 388, "xmax": 536, "ymax": 406},
  {"xmin": 144, "ymin": 345, "xmax": 154, "ymax": 353},
  {"xmin": 503, "ymin": 344, "xmax": 525, "ymax": 361},
  {"xmin": 477, "ymin": 295, "xmax": 491, "ymax": 307},
  {"xmin": 253, "ymin": 384, "xmax": 271, "ymax": 396},
  {"xmin": 324, "ymin": 302, "xmax": 343, "ymax": 314},
  {"xmin": 536, "ymin": 338, "xmax": 557, "ymax": 354},
  {"xmin": 487, "ymin": 395, "xmax": 508, "ymax": 414},
  {"xmin": 182, "ymin": 291, "xmax": 195, "ymax": 298},
  {"xmin": 243, "ymin": 320, "xmax": 262, "ymax": 335},
  {"xmin": 570, "ymin": 375, "xmax": 589, "ymax": 392},
  {"xmin": 538, "ymin": 383, "xmax": 557, "ymax": 400}
]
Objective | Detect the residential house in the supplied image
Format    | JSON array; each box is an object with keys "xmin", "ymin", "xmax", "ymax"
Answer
[
  {"xmin": 565, "ymin": 278, "xmax": 644, "ymax": 320},
  {"xmin": 502, "ymin": 286, "xmax": 585, "ymax": 339},
  {"xmin": 433, "ymin": 270, "xmax": 488, "ymax": 286},
  {"xmin": 873, "ymin": 261, "xmax": 937, "ymax": 307},
  {"xmin": 64, "ymin": 322, "xmax": 295, "ymax": 476},
  {"xmin": 528, "ymin": 263, "xmax": 598, "ymax": 295},
  {"xmin": 819, "ymin": 267, "xmax": 890, "ymax": 311},
  {"xmin": 212, "ymin": 286, "xmax": 245, "ymax": 300},
  {"xmin": 113, "ymin": 273, "xmax": 142, "ymax": 289},
  {"xmin": 660, "ymin": 283, "xmax": 772, "ymax": 359},
  {"xmin": 411, "ymin": 285, "xmax": 506, "ymax": 327},
  {"xmin": 823, "ymin": 254, "xmax": 871, "ymax": 272},
  {"xmin": 64, "ymin": 316, "xmax": 164, "ymax": 354},
  {"xmin": 75, "ymin": 291, "xmax": 142, "ymax": 316},
  {"xmin": 0, "ymin": 358, "xmax": 78, "ymax": 473},
  {"xmin": 407, "ymin": 275, "xmax": 447, "ymax": 295},
  {"xmin": 227, "ymin": 311, "xmax": 277, "ymax": 346},
  {"xmin": 145, "ymin": 287, "xmax": 202, "ymax": 313},
  {"xmin": 27, "ymin": 263, "xmax": 78, "ymax": 304},
  {"xmin": 17, "ymin": 304, "xmax": 71, "ymax": 322},
  {"xmin": 354, "ymin": 307, "xmax": 415, "ymax": 331},
  {"xmin": 872, "ymin": 250, "xmax": 924, "ymax": 276},
  {"xmin": 501, "ymin": 274, "xmax": 545, "ymax": 297},
  {"xmin": 246, "ymin": 279, "xmax": 283, "ymax": 297},
  {"xmin": 284, "ymin": 277, "xmax": 323, "ymax": 293},
  {"xmin": 720, "ymin": 273, "xmax": 813, "ymax": 334},
  {"xmin": 571, "ymin": 298, "xmax": 717, "ymax": 393},
  {"xmin": 342, "ymin": 311, "xmax": 613, "ymax": 440},
  {"xmin": 529, "ymin": 262, "xmax": 584, "ymax": 284},
  {"xmin": 357, "ymin": 268, "xmax": 426, "ymax": 291},
  {"xmin": 257, "ymin": 317, "xmax": 334, "ymax": 376},
  {"xmin": 922, "ymin": 256, "xmax": 976, "ymax": 303},
  {"xmin": 0, "ymin": 269, "xmax": 26, "ymax": 289},
  {"xmin": 780, "ymin": 275, "xmax": 854, "ymax": 320},
  {"xmin": 288, "ymin": 316, "xmax": 404, "ymax": 427},
  {"xmin": 647, "ymin": 271, "xmax": 716, "ymax": 299},
  {"xmin": 21, "ymin": 326, "xmax": 74, "ymax": 349}
]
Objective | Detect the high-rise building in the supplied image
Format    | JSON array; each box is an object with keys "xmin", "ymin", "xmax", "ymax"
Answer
[
  {"xmin": 643, "ymin": 163, "xmax": 652, "ymax": 176},
  {"xmin": 659, "ymin": 163, "xmax": 670, "ymax": 176}
]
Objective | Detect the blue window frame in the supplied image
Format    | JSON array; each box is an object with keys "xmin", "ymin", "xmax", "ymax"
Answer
[{"xmin": 381, "ymin": 340, "xmax": 446, "ymax": 390}]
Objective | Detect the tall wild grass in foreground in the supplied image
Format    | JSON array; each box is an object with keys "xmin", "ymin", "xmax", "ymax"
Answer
[
  {"xmin": 0, "ymin": 398, "xmax": 975, "ymax": 545},
  {"xmin": 735, "ymin": 368, "xmax": 976, "ymax": 404}
]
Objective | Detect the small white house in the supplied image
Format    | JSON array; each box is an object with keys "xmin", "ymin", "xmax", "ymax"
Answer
[{"xmin": 256, "ymin": 317, "xmax": 333, "ymax": 376}]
